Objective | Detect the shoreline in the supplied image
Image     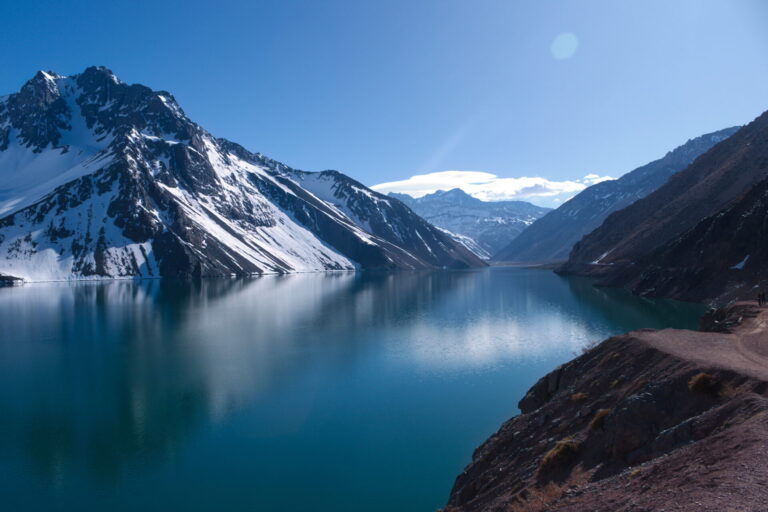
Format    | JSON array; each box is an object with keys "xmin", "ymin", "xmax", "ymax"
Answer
[{"xmin": 442, "ymin": 302, "xmax": 768, "ymax": 511}]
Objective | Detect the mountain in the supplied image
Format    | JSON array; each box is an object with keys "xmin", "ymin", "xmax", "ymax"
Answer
[
  {"xmin": 606, "ymin": 172, "xmax": 768, "ymax": 302},
  {"xmin": 389, "ymin": 189, "xmax": 550, "ymax": 259},
  {"xmin": 0, "ymin": 67, "xmax": 484, "ymax": 281},
  {"xmin": 492, "ymin": 127, "xmax": 739, "ymax": 263},
  {"xmin": 560, "ymin": 109, "xmax": 768, "ymax": 301}
]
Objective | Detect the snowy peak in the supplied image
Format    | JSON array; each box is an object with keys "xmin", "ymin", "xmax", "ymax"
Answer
[
  {"xmin": 425, "ymin": 188, "xmax": 479, "ymax": 205},
  {"xmin": 0, "ymin": 67, "xmax": 484, "ymax": 281},
  {"xmin": 1, "ymin": 71, "xmax": 70, "ymax": 151},
  {"xmin": 0, "ymin": 66, "xmax": 194, "ymax": 154},
  {"xmin": 22, "ymin": 70, "xmax": 63, "ymax": 103},
  {"xmin": 390, "ymin": 190, "xmax": 550, "ymax": 258}
]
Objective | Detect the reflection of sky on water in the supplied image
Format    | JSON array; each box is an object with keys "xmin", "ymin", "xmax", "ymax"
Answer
[{"xmin": 0, "ymin": 268, "xmax": 704, "ymax": 511}]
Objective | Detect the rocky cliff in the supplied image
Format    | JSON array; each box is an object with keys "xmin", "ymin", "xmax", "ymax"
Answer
[{"xmin": 443, "ymin": 302, "xmax": 768, "ymax": 511}]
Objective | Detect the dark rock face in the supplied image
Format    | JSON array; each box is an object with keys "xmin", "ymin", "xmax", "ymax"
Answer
[
  {"xmin": 0, "ymin": 273, "xmax": 23, "ymax": 286},
  {"xmin": 390, "ymin": 189, "xmax": 551, "ymax": 259},
  {"xmin": 0, "ymin": 67, "xmax": 485, "ymax": 280},
  {"xmin": 601, "ymin": 173, "xmax": 768, "ymax": 303},
  {"xmin": 442, "ymin": 307, "xmax": 768, "ymax": 511},
  {"xmin": 492, "ymin": 127, "xmax": 739, "ymax": 263},
  {"xmin": 562, "ymin": 111, "xmax": 768, "ymax": 280}
]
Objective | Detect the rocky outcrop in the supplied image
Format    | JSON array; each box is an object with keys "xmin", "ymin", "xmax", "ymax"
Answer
[{"xmin": 443, "ymin": 303, "xmax": 768, "ymax": 511}]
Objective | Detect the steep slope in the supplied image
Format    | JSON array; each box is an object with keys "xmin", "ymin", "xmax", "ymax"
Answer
[
  {"xmin": 562, "ymin": 111, "xmax": 768, "ymax": 275},
  {"xmin": 390, "ymin": 189, "xmax": 550, "ymax": 259},
  {"xmin": 443, "ymin": 303, "xmax": 768, "ymax": 512},
  {"xmin": 0, "ymin": 67, "xmax": 484, "ymax": 280},
  {"xmin": 289, "ymin": 171, "xmax": 484, "ymax": 268},
  {"xmin": 604, "ymin": 172, "xmax": 768, "ymax": 303},
  {"xmin": 492, "ymin": 127, "xmax": 738, "ymax": 263}
]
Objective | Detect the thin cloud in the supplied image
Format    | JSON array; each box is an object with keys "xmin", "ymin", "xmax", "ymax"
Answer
[
  {"xmin": 372, "ymin": 170, "xmax": 615, "ymax": 205},
  {"xmin": 582, "ymin": 173, "xmax": 615, "ymax": 185}
]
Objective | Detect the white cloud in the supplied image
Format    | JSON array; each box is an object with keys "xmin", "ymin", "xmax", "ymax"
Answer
[
  {"xmin": 582, "ymin": 173, "xmax": 615, "ymax": 185},
  {"xmin": 371, "ymin": 170, "xmax": 615, "ymax": 206}
]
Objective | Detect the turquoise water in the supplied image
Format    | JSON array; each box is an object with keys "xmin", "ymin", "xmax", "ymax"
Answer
[{"xmin": 0, "ymin": 268, "xmax": 703, "ymax": 511}]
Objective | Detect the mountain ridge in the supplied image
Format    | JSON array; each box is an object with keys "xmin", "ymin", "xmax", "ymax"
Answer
[
  {"xmin": 0, "ymin": 66, "xmax": 485, "ymax": 281},
  {"xmin": 389, "ymin": 188, "xmax": 550, "ymax": 259},
  {"xmin": 492, "ymin": 126, "xmax": 740, "ymax": 263},
  {"xmin": 558, "ymin": 108, "xmax": 768, "ymax": 301}
]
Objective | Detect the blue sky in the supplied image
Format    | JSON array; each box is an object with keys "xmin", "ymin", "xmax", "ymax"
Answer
[{"xmin": 2, "ymin": 0, "xmax": 767, "ymax": 206}]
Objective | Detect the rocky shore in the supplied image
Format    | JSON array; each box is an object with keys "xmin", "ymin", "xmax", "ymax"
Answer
[
  {"xmin": 0, "ymin": 273, "xmax": 23, "ymax": 286},
  {"xmin": 443, "ymin": 302, "xmax": 768, "ymax": 511}
]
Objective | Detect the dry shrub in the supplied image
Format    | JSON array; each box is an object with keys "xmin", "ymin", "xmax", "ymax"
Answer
[
  {"xmin": 589, "ymin": 408, "xmax": 611, "ymax": 431},
  {"xmin": 570, "ymin": 392, "xmax": 588, "ymax": 402},
  {"xmin": 609, "ymin": 379, "xmax": 620, "ymax": 389},
  {"xmin": 539, "ymin": 438, "xmax": 580, "ymax": 475},
  {"xmin": 688, "ymin": 372, "xmax": 721, "ymax": 396}
]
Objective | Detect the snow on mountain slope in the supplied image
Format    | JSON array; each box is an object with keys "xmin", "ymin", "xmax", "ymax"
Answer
[
  {"xmin": 389, "ymin": 188, "xmax": 550, "ymax": 258},
  {"xmin": 0, "ymin": 67, "xmax": 484, "ymax": 281},
  {"xmin": 294, "ymin": 171, "xmax": 479, "ymax": 266},
  {"xmin": 435, "ymin": 227, "xmax": 490, "ymax": 260}
]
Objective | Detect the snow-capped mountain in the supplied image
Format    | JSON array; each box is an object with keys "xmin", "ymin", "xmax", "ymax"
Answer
[
  {"xmin": 0, "ymin": 67, "xmax": 484, "ymax": 281},
  {"xmin": 492, "ymin": 127, "xmax": 740, "ymax": 263},
  {"xmin": 389, "ymin": 189, "xmax": 550, "ymax": 259}
]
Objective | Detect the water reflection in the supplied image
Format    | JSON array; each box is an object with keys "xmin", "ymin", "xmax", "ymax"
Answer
[
  {"xmin": 0, "ymin": 268, "xmax": 704, "ymax": 511},
  {"xmin": 0, "ymin": 272, "xmax": 472, "ymax": 487}
]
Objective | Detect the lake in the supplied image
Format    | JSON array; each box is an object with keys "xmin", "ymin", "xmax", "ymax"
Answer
[{"xmin": 0, "ymin": 267, "xmax": 704, "ymax": 511}]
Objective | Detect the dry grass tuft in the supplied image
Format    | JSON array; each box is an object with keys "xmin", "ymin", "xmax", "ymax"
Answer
[
  {"xmin": 539, "ymin": 438, "xmax": 580, "ymax": 475},
  {"xmin": 688, "ymin": 372, "xmax": 721, "ymax": 396},
  {"xmin": 570, "ymin": 392, "xmax": 588, "ymax": 402},
  {"xmin": 589, "ymin": 408, "xmax": 611, "ymax": 431}
]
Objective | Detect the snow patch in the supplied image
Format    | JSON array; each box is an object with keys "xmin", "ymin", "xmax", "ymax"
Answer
[{"xmin": 731, "ymin": 255, "xmax": 749, "ymax": 270}]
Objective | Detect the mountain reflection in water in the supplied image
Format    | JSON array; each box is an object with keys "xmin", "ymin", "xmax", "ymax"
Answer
[{"xmin": 0, "ymin": 268, "xmax": 704, "ymax": 511}]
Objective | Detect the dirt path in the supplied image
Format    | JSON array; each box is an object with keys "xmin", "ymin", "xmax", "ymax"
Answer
[
  {"xmin": 443, "ymin": 302, "xmax": 768, "ymax": 511},
  {"xmin": 737, "ymin": 305, "xmax": 768, "ymax": 362},
  {"xmin": 640, "ymin": 303, "xmax": 768, "ymax": 382}
]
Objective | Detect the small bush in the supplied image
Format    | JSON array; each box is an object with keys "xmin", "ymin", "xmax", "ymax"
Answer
[
  {"xmin": 589, "ymin": 408, "xmax": 611, "ymax": 431},
  {"xmin": 688, "ymin": 373, "xmax": 721, "ymax": 396},
  {"xmin": 609, "ymin": 379, "xmax": 620, "ymax": 389},
  {"xmin": 539, "ymin": 438, "xmax": 580, "ymax": 475},
  {"xmin": 570, "ymin": 392, "xmax": 588, "ymax": 402}
]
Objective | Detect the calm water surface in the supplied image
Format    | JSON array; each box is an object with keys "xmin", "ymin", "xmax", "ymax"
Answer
[{"xmin": 0, "ymin": 267, "xmax": 703, "ymax": 511}]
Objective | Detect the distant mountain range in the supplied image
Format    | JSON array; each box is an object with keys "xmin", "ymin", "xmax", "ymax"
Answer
[
  {"xmin": 390, "ymin": 189, "xmax": 550, "ymax": 259},
  {"xmin": 492, "ymin": 127, "xmax": 739, "ymax": 263},
  {"xmin": 0, "ymin": 67, "xmax": 484, "ymax": 281},
  {"xmin": 560, "ymin": 109, "xmax": 768, "ymax": 303}
]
